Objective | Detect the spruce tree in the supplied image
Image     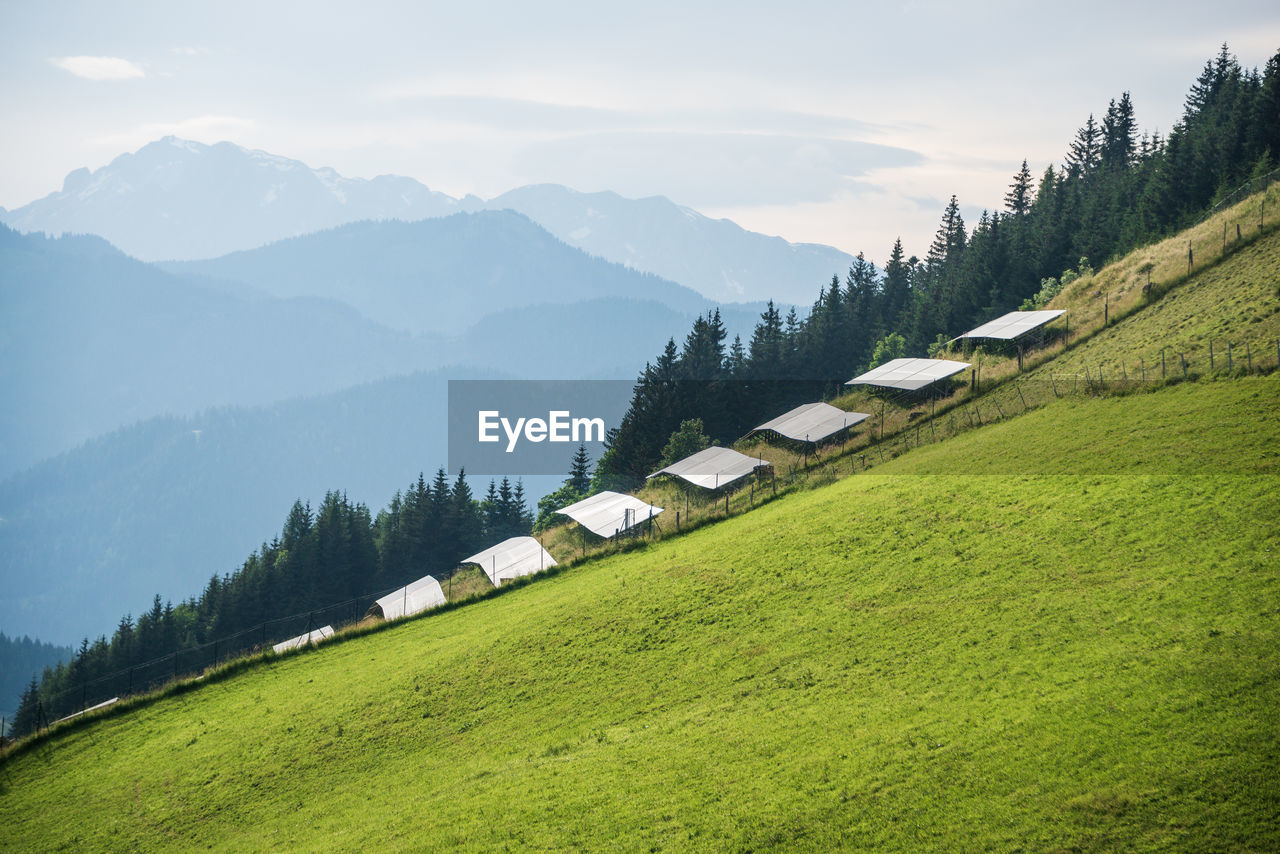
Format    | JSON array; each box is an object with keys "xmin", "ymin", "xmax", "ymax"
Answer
[
  {"xmin": 1004, "ymin": 160, "xmax": 1034, "ymax": 215},
  {"xmin": 568, "ymin": 445, "xmax": 592, "ymax": 494}
]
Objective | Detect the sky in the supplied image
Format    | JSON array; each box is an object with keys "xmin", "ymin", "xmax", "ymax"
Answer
[{"xmin": 2, "ymin": 1, "xmax": 1279, "ymax": 262}]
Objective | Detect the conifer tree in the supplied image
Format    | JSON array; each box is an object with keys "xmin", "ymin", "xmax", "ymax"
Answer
[{"xmin": 1004, "ymin": 160, "xmax": 1034, "ymax": 215}]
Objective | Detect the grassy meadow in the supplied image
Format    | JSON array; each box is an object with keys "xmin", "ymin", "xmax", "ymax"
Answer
[
  {"xmin": 1, "ymin": 373, "xmax": 1277, "ymax": 851},
  {"xmin": 3, "ymin": 190, "xmax": 1280, "ymax": 852}
]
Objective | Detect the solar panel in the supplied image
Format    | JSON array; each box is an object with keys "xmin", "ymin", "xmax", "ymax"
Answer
[
  {"xmin": 647, "ymin": 446, "xmax": 770, "ymax": 490},
  {"xmin": 272, "ymin": 625, "xmax": 335, "ymax": 654},
  {"xmin": 845, "ymin": 358, "xmax": 971, "ymax": 391},
  {"xmin": 556, "ymin": 491, "xmax": 664, "ymax": 538},
  {"xmin": 461, "ymin": 536, "xmax": 557, "ymax": 586},
  {"xmin": 753, "ymin": 402, "xmax": 870, "ymax": 443},
  {"xmin": 961, "ymin": 309, "xmax": 1065, "ymax": 340},
  {"xmin": 372, "ymin": 575, "xmax": 447, "ymax": 620}
]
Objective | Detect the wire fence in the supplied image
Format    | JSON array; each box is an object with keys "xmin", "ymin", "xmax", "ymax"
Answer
[
  {"xmin": 1207, "ymin": 165, "xmax": 1280, "ymax": 218},
  {"xmin": 559, "ymin": 329, "xmax": 1280, "ymax": 553},
  {"xmin": 24, "ymin": 585, "xmax": 412, "ymax": 735},
  {"xmin": 16, "ymin": 175, "xmax": 1280, "ymax": 742}
]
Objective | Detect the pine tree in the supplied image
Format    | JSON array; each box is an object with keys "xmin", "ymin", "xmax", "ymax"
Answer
[
  {"xmin": 1004, "ymin": 160, "xmax": 1034, "ymax": 214},
  {"xmin": 1065, "ymin": 114, "xmax": 1102, "ymax": 178},
  {"xmin": 568, "ymin": 445, "xmax": 592, "ymax": 494},
  {"xmin": 1101, "ymin": 93, "xmax": 1137, "ymax": 171}
]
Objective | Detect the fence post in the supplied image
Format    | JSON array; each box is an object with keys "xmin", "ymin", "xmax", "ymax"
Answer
[
  {"xmin": 1227, "ymin": 342, "xmax": 1233, "ymax": 372},
  {"xmin": 1141, "ymin": 358, "xmax": 1146, "ymax": 382},
  {"xmin": 1181, "ymin": 353, "xmax": 1187, "ymax": 376},
  {"xmin": 1162, "ymin": 349, "xmax": 1167, "ymax": 378},
  {"xmin": 1188, "ymin": 242, "xmax": 1193, "ymax": 273},
  {"xmin": 1210, "ymin": 340, "xmax": 1215, "ymax": 371},
  {"xmin": 1246, "ymin": 341, "xmax": 1252, "ymax": 371}
]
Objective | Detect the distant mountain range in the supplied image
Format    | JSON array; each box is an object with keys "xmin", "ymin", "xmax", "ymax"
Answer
[
  {"xmin": 0, "ymin": 219, "xmax": 763, "ymax": 643},
  {"xmin": 162, "ymin": 211, "xmax": 712, "ymax": 335},
  {"xmin": 0, "ymin": 136, "xmax": 804, "ymax": 646},
  {"xmin": 0, "ymin": 137, "xmax": 852, "ymax": 304}
]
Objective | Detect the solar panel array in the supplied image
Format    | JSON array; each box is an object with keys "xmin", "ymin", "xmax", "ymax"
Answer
[
  {"xmin": 846, "ymin": 357, "xmax": 971, "ymax": 391},
  {"xmin": 372, "ymin": 575, "xmax": 448, "ymax": 620},
  {"xmin": 272, "ymin": 625, "xmax": 335, "ymax": 654},
  {"xmin": 752, "ymin": 401, "xmax": 870, "ymax": 443},
  {"xmin": 556, "ymin": 490, "xmax": 664, "ymax": 538},
  {"xmin": 462, "ymin": 536, "xmax": 558, "ymax": 586},
  {"xmin": 86, "ymin": 303, "xmax": 1071, "ymax": 709},
  {"xmin": 647, "ymin": 446, "xmax": 770, "ymax": 490},
  {"xmin": 961, "ymin": 309, "xmax": 1065, "ymax": 340}
]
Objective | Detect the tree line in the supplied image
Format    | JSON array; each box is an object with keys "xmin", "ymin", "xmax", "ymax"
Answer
[
  {"xmin": 12, "ymin": 470, "xmax": 532, "ymax": 736},
  {"xmin": 593, "ymin": 45, "xmax": 1280, "ymax": 489}
]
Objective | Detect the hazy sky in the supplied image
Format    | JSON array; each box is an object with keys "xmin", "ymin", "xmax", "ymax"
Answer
[{"xmin": 2, "ymin": 1, "xmax": 1278, "ymax": 261}]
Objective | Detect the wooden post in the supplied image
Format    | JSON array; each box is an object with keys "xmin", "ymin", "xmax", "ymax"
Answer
[
  {"xmin": 1104, "ymin": 295, "xmax": 1108, "ymax": 326},
  {"xmin": 1237, "ymin": 223, "xmax": 1242, "ymax": 241},
  {"xmin": 1223, "ymin": 222, "xmax": 1227, "ymax": 254},
  {"xmin": 1141, "ymin": 358, "xmax": 1145, "ymax": 382},
  {"xmin": 1188, "ymin": 242, "xmax": 1193, "ymax": 273},
  {"xmin": 1227, "ymin": 341, "xmax": 1233, "ymax": 371},
  {"xmin": 1162, "ymin": 348, "xmax": 1167, "ymax": 378},
  {"xmin": 1181, "ymin": 352, "xmax": 1187, "ymax": 376},
  {"xmin": 1246, "ymin": 341, "xmax": 1252, "ymax": 371},
  {"xmin": 1210, "ymin": 340, "xmax": 1215, "ymax": 371},
  {"xmin": 676, "ymin": 510, "xmax": 680, "ymax": 531}
]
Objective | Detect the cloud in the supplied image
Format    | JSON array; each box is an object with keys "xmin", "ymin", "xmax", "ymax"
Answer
[
  {"xmin": 90, "ymin": 115, "xmax": 257, "ymax": 149},
  {"xmin": 169, "ymin": 46, "xmax": 211, "ymax": 56},
  {"xmin": 50, "ymin": 56, "xmax": 145, "ymax": 81},
  {"xmin": 380, "ymin": 93, "xmax": 883, "ymax": 140},
  {"xmin": 510, "ymin": 132, "xmax": 924, "ymax": 208}
]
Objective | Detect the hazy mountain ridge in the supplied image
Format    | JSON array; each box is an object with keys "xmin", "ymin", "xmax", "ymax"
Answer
[
  {"xmin": 0, "ymin": 137, "xmax": 852, "ymax": 303},
  {"xmin": 0, "ymin": 219, "xmax": 758, "ymax": 643},
  {"xmin": 488, "ymin": 184, "xmax": 854, "ymax": 304},
  {"xmin": 0, "ymin": 138, "xmax": 465, "ymax": 262},
  {"xmin": 0, "ymin": 223, "xmax": 444, "ymax": 476},
  {"xmin": 163, "ymin": 210, "xmax": 714, "ymax": 334}
]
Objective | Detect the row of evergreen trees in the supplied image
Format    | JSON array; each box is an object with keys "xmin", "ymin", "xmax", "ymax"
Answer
[
  {"xmin": 13, "ymin": 470, "xmax": 533, "ymax": 736},
  {"xmin": 593, "ymin": 45, "xmax": 1280, "ymax": 489}
]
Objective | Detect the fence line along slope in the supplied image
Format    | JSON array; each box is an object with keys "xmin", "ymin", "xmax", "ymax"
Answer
[{"xmin": 1, "ymin": 371, "xmax": 1276, "ymax": 852}]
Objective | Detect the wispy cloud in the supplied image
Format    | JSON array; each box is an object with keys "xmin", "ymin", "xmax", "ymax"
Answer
[
  {"xmin": 50, "ymin": 56, "xmax": 145, "ymax": 81},
  {"xmin": 169, "ymin": 46, "xmax": 211, "ymax": 56},
  {"xmin": 90, "ymin": 115, "xmax": 257, "ymax": 149}
]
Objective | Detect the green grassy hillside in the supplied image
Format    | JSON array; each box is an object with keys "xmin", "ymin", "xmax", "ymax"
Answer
[
  {"xmin": 1, "ymin": 371, "xmax": 1276, "ymax": 851},
  {"xmin": 3, "ymin": 193, "xmax": 1280, "ymax": 851}
]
